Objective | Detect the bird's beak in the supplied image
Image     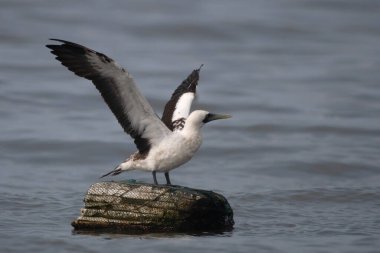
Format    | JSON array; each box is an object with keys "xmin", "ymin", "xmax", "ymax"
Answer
[{"xmin": 203, "ymin": 113, "xmax": 232, "ymax": 123}]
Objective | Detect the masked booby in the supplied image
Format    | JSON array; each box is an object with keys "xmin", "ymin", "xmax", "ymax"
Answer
[{"xmin": 46, "ymin": 39, "xmax": 231, "ymax": 185}]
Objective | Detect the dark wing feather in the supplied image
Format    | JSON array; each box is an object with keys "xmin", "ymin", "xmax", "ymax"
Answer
[
  {"xmin": 161, "ymin": 65, "xmax": 202, "ymax": 130},
  {"xmin": 46, "ymin": 39, "xmax": 170, "ymax": 153}
]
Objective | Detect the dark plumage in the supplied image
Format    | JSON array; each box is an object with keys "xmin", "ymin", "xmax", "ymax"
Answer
[
  {"xmin": 46, "ymin": 39, "xmax": 167, "ymax": 155},
  {"xmin": 161, "ymin": 65, "xmax": 202, "ymax": 130}
]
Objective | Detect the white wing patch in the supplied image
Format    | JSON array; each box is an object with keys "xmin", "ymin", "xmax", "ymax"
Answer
[{"xmin": 172, "ymin": 92, "xmax": 195, "ymax": 122}]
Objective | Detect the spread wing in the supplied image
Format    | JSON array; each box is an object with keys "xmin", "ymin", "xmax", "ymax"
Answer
[
  {"xmin": 161, "ymin": 65, "xmax": 202, "ymax": 131},
  {"xmin": 46, "ymin": 39, "xmax": 170, "ymax": 154}
]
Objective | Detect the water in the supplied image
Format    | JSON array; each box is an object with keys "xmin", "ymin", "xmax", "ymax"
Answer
[{"xmin": 1, "ymin": 0, "xmax": 380, "ymax": 252}]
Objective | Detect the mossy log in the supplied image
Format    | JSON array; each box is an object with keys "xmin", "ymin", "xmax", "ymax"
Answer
[{"xmin": 72, "ymin": 181, "xmax": 234, "ymax": 233}]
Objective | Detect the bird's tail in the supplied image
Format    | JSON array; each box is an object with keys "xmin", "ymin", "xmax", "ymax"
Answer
[{"xmin": 100, "ymin": 165, "xmax": 123, "ymax": 179}]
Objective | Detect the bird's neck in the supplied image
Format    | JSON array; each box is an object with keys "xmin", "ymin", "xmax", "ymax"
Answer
[{"xmin": 181, "ymin": 120, "xmax": 202, "ymax": 139}]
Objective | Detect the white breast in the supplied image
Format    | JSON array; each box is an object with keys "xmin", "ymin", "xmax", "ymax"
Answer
[{"xmin": 149, "ymin": 131, "xmax": 202, "ymax": 172}]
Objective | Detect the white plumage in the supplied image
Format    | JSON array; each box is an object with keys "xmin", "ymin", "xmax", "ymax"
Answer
[
  {"xmin": 46, "ymin": 39, "xmax": 230, "ymax": 185},
  {"xmin": 118, "ymin": 110, "xmax": 205, "ymax": 172},
  {"xmin": 171, "ymin": 93, "xmax": 195, "ymax": 123}
]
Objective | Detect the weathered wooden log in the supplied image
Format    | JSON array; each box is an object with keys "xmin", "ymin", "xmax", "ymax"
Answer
[{"xmin": 72, "ymin": 181, "xmax": 234, "ymax": 233}]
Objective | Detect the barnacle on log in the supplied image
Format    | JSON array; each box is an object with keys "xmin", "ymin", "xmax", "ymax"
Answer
[{"xmin": 72, "ymin": 181, "xmax": 234, "ymax": 233}]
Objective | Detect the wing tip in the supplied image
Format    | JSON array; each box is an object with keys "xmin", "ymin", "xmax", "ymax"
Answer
[{"xmin": 46, "ymin": 38, "xmax": 70, "ymax": 47}]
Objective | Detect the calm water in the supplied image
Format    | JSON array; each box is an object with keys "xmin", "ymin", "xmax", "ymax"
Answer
[{"xmin": 1, "ymin": 0, "xmax": 380, "ymax": 252}]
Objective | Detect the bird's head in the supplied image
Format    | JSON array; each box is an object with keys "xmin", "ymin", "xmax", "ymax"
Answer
[{"xmin": 187, "ymin": 110, "xmax": 231, "ymax": 128}]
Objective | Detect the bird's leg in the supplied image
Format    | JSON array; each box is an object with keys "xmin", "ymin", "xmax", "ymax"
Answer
[
  {"xmin": 152, "ymin": 171, "xmax": 158, "ymax": 185},
  {"xmin": 165, "ymin": 172, "xmax": 171, "ymax": 185}
]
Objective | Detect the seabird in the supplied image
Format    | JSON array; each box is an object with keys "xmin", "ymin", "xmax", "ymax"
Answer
[{"xmin": 46, "ymin": 39, "xmax": 231, "ymax": 185}]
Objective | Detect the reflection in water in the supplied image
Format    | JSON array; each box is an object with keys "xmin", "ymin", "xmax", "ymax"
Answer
[{"xmin": 72, "ymin": 229, "xmax": 233, "ymax": 239}]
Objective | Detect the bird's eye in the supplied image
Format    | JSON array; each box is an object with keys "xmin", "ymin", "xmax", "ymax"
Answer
[{"xmin": 202, "ymin": 113, "xmax": 211, "ymax": 123}]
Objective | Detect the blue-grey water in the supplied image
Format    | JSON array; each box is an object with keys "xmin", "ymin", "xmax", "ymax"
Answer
[{"xmin": 1, "ymin": 0, "xmax": 380, "ymax": 252}]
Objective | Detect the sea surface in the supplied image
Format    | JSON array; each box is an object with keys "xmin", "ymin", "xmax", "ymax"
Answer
[{"xmin": 1, "ymin": 0, "xmax": 380, "ymax": 252}]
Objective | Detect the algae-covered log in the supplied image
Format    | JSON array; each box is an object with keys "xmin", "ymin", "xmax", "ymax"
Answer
[{"xmin": 72, "ymin": 181, "xmax": 234, "ymax": 233}]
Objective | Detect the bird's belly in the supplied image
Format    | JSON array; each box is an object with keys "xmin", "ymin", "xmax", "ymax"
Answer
[
  {"xmin": 154, "ymin": 147, "xmax": 193, "ymax": 172},
  {"xmin": 151, "ymin": 135, "xmax": 201, "ymax": 172}
]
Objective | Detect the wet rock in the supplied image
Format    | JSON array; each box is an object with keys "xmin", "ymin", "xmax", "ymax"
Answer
[{"xmin": 72, "ymin": 181, "xmax": 234, "ymax": 233}]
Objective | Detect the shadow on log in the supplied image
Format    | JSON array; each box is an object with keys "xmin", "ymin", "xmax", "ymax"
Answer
[{"xmin": 72, "ymin": 181, "xmax": 234, "ymax": 234}]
